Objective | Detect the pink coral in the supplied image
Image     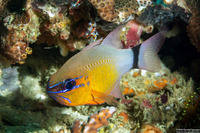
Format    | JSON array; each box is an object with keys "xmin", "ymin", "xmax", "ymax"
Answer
[
  {"xmin": 72, "ymin": 107, "xmax": 116, "ymax": 133},
  {"xmin": 120, "ymin": 20, "xmax": 143, "ymax": 48}
]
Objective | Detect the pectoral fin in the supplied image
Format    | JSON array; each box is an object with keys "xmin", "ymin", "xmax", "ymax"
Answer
[{"xmin": 91, "ymin": 89, "xmax": 119, "ymax": 106}]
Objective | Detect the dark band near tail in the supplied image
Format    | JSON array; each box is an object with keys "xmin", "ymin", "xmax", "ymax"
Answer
[{"xmin": 131, "ymin": 44, "xmax": 141, "ymax": 68}]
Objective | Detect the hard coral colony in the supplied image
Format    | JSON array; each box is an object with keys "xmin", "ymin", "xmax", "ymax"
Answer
[{"xmin": 0, "ymin": 0, "xmax": 200, "ymax": 133}]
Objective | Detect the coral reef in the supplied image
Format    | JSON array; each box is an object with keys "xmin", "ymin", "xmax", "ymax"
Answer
[
  {"xmin": 0, "ymin": 0, "xmax": 10, "ymax": 15},
  {"xmin": 139, "ymin": 124, "xmax": 163, "ymax": 133},
  {"xmin": 0, "ymin": 0, "xmax": 101, "ymax": 64},
  {"xmin": 72, "ymin": 107, "xmax": 116, "ymax": 133},
  {"xmin": 88, "ymin": 0, "xmax": 152, "ymax": 23},
  {"xmin": 137, "ymin": 4, "xmax": 191, "ymax": 27},
  {"xmin": 178, "ymin": 87, "xmax": 200, "ymax": 127},
  {"xmin": 1, "ymin": 0, "xmax": 39, "ymax": 64},
  {"xmin": 0, "ymin": 0, "xmax": 196, "ymax": 65},
  {"xmin": 185, "ymin": 0, "xmax": 200, "ymax": 52},
  {"xmin": 120, "ymin": 69, "xmax": 172, "ymax": 95},
  {"xmin": 120, "ymin": 20, "xmax": 143, "ymax": 48},
  {"xmin": 118, "ymin": 69, "xmax": 194, "ymax": 132},
  {"xmin": 0, "ymin": 0, "xmax": 200, "ymax": 133}
]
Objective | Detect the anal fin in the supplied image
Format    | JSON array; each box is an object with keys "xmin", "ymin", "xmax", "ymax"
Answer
[{"xmin": 91, "ymin": 89, "xmax": 119, "ymax": 106}]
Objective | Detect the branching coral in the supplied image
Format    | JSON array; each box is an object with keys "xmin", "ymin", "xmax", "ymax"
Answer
[{"xmin": 71, "ymin": 107, "xmax": 116, "ymax": 133}]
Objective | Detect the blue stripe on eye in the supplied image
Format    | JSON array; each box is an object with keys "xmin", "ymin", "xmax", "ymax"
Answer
[
  {"xmin": 60, "ymin": 96, "xmax": 72, "ymax": 103},
  {"xmin": 47, "ymin": 89, "xmax": 69, "ymax": 94},
  {"xmin": 48, "ymin": 81, "xmax": 62, "ymax": 89}
]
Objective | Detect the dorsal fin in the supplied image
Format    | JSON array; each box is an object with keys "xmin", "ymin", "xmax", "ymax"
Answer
[
  {"xmin": 81, "ymin": 38, "xmax": 103, "ymax": 52},
  {"xmin": 100, "ymin": 25, "xmax": 124, "ymax": 49}
]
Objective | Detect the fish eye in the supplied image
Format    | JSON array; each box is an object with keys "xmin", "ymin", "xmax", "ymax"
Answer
[{"xmin": 62, "ymin": 78, "xmax": 76, "ymax": 91}]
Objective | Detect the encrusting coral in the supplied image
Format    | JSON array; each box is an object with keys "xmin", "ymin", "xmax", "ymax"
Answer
[
  {"xmin": 185, "ymin": 0, "xmax": 200, "ymax": 52},
  {"xmin": 139, "ymin": 124, "xmax": 163, "ymax": 133},
  {"xmin": 1, "ymin": 0, "xmax": 39, "ymax": 64},
  {"xmin": 72, "ymin": 107, "xmax": 116, "ymax": 133},
  {"xmin": 0, "ymin": 0, "xmax": 101, "ymax": 64},
  {"xmin": 120, "ymin": 69, "xmax": 174, "ymax": 95},
  {"xmin": 0, "ymin": 0, "xmax": 193, "ymax": 64},
  {"xmin": 117, "ymin": 69, "xmax": 195, "ymax": 132},
  {"xmin": 137, "ymin": 3, "xmax": 191, "ymax": 27},
  {"xmin": 178, "ymin": 88, "xmax": 200, "ymax": 127},
  {"xmin": 87, "ymin": 0, "xmax": 152, "ymax": 23},
  {"xmin": 0, "ymin": 0, "xmax": 10, "ymax": 15}
]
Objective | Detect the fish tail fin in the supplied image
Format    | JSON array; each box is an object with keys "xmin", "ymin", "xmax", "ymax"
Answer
[{"xmin": 138, "ymin": 31, "xmax": 167, "ymax": 72}]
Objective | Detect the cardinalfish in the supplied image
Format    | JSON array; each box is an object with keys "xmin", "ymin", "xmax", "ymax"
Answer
[{"xmin": 47, "ymin": 25, "xmax": 167, "ymax": 106}]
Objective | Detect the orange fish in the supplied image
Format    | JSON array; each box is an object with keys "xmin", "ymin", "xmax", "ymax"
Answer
[{"xmin": 47, "ymin": 25, "xmax": 167, "ymax": 106}]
